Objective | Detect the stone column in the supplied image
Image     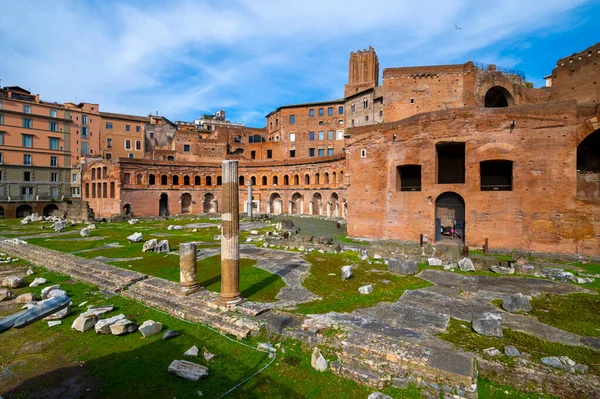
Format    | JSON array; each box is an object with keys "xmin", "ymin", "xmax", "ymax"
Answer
[
  {"xmin": 247, "ymin": 180, "xmax": 253, "ymax": 221},
  {"xmin": 220, "ymin": 160, "xmax": 243, "ymax": 305},
  {"xmin": 179, "ymin": 242, "xmax": 199, "ymax": 294}
]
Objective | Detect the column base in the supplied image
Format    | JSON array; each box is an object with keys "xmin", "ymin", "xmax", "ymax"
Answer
[
  {"xmin": 217, "ymin": 295, "xmax": 246, "ymax": 307},
  {"xmin": 179, "ymin": 284, "xmax": 202, "ymax": 296}
]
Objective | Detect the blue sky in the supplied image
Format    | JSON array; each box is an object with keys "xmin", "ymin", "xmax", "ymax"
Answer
[{"xmin": 0, "ymin": 0, "xmax": 598, "ymax": 127}]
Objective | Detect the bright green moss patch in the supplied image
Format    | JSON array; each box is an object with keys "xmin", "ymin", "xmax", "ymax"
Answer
[{"xmin": 530, "ymin": 293, "xmax": 600, "ymax": 337}]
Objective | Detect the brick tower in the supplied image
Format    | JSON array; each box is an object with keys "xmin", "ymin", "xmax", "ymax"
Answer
[{"xmin": 344, "ymin": 46, "xmax": 379, "ymax": 98}]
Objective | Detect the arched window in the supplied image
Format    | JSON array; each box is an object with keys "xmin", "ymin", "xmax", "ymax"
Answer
[
  {"xmin": 239, "ymin": 176, "xmax": 245, "ymax": 186},
  {"xmin": 206, "ymin": 176, "xmax": 212, "ymax": 186},
  {"xmin": 484, "ymin": 86, "xmax": 513, "ymax": 108},
  {"xmin": 183, "ymin": 175, "xmax": 190, "ymax": 185},
  {"xmin": 324, "ymin": 172, "xmax": 329, "ymax": 184},
  {"xmin": 103, "ymin": 167, "xmax": 108, "ymax": 179},
  {"xmin": 284, "ymin": 175, "xmax": 289, "ymax": 185},
  {"xmin": 251, "ymin": 176, "xmax": 257, "ymax": 185},
  {"xmin": 262, "ymin": 176, "xmax": 267, "ymax": 185},
  {"xmin": 149, "ymin": 174, "xmax": 156, "ymax": 185},
  {"xmin": 172, "ymin": 175, "xmax": 179, "ymax": 185},
  {"xmin": 332, "ymin": 172, "xmax": 337, "ymax": 184},
  {"xmin": 273, "ymin": 176, "xmax": 278, "ymax": 185},
  {"xmin": 217, "ymin": 176, "xmax": 222, "ymax": 186},
  {"xmin": 136, "ymin": 174, "xmax": 143, "ymax": 185},
  {"xmin": 577, "ymin": 129, "xmax": 600, "ymax": 200},
  {"xmin": 304, "ymin": 174, "xmax": 310, "ymax": 185},
  {"xmin": 315, "ymin": 173, "xmax": 320, "ymax": 184},
  {"xmin": 167, "ymin": 156, "xmax": 175, "ymax": 161},
  {"xmin": 294, "ymin": 174, "xmax": 299, "ymax": 185},
  {"xmin": 161, "ymin": 175, "xmax": 168, "ymax": 185},
  {"xmin": 128, "ymin": 153, "xmax": 134, "ymax": 159},
  {"xmin": 339, "ymin": 170, "xmax": 344, "ymax": 183},
  {"xmin": 195, "ymin": 176, "xmax": 201, "ymax": 185}
]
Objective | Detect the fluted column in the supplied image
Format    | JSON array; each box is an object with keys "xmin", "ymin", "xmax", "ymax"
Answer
[
  {"xmin": 179, "ymin": 242, "xmax": 199, "ymax": 294},
  {"xmin": 220, "ymin": 160, "xmax": 243, "ymax": 305}
]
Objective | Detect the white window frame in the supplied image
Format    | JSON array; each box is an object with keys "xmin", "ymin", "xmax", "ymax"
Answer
[
  {"xmin": 124, "ymin": 139, "xmax": 132, "ymax": 150},
  {"xmin": 336, "ymin": 130, "xmax": 344, "ymax": 140},
  {"xmin": 289, "ymin": 133, "xmax": 295, "ymax": 142}
]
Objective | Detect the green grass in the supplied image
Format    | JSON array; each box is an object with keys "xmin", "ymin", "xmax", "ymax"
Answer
[
  {"xmin": 0, "ymin": 261, "xmax": 422, "ymax": 399},
  {"xmin": 438, "ymin": 318, "xmax": 600, "ymax": 376},
  {"xmin": 295, "ymin": 252, "xmax": 431, "ymax": 314},
  {"xmin": 529, "ymin": 293, "xmax": 600, "ymax": 337},
  {"xmin": 478, "ymin": 378, "xmax": 558, "ymax": 399}
]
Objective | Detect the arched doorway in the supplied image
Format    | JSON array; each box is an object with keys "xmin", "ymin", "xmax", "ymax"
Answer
[
  {"xmin": 0, "ymin": 206, "xmax": 4, "ymax": 218},
  {"xmin": 291, "ymin": 192, "xmax": 303, "ymax": 215},
  {"xmin": 269, "ymin": 193, "xmax": 282, "ymax": 214},
  {"xmin": 311, "ymin": 193, "xmax": 322, "ymax": 215},
  {"xmin": 435, "ymin": 192, "xmax": 465, "ymax": 243},
  {"xmin": 123, "ymin": 204, "xmax": 132, "ymax": 216},
  {"xmin": 330, "ymin": 193, "xmax": 339, "ymax": 217},
  {"xmin": 16, "ymin": 204, "xmax": 33, "ymax": 218},
  {"xmin": 484, "ymin": 86, "xmax": 513, "ymax": 108},
  {"xmin": 181, "ymin": 193, "xmax": 192, "ymax": 214},
  {"xmin": 159, "ymin": 193, "xmax": 169, "ymax": 216},
  {"xmin": 577, "ymin": 128, "xmax": 600, "ymax": 200},
  {"xmin": 203, "ymin": 193, "xmax": 217, "ymax": 213},
  {"xmin": 43, "ymin": 204, "xmax": 59, "ymax": 217}
]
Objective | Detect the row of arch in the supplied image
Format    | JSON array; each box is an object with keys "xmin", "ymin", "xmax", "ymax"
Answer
[
  {"xmin": 130, "ymin": 170, "xmax": 346, "ymax": 188},
  {"xmin": 0, "ymin": 204, "xmax": 60, "ymax": 218},
  {"xmin": 90, "ymin": 166, "xmax": 108, "ymax": 180}
]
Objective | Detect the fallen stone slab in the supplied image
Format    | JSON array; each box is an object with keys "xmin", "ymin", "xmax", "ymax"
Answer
[
  {"xmin": 43, "ymin": 303, "xmax": 72, "ymax": 321},
  {"xmin": 72, "ymin": 311, "xmax": 99, "ymax": 332},
  {"xmin": 142, "ymin": 239, "xmax": 158, "ymax": 252},
  {"xmin": 2, "ymin": 276, "xmax": 24, "ymax": 288},
  {"xmin": 311, "ymin": 347, "xmax": 328, "ymax": 371},
  {"xmin": 128, "ymin": 219, "xmax": 138, "ymax": 225},
  {"xmin": 87, "ymin": 305, "xmax": 114, "ymax": 316},
  {"xmin": 27, "ymin": 268, "xmax": 35, "ymax": 276},
  {"xmin": 48, "ymin": 320, "xmax": 62, "ymax": 327},
  {"xmin": 127, "ymin": 232, "xmax": 143, "ymax": 243},
  {"xmin": 156, "ymin": 240, "xmax": 170, "ymax": 253},
  {"xmin": 483, "ymin": 347, "xmax": 501, "ymax": 357},
  {"xmin": 139, "ymin": 320, "xmax": 162, "ymax": 338},
  {"xmin": 257, "ymin": 342, "xmax": 276, "ymax": 353},
  {"xmin": 41, "ymin": 285, "xmax": 61, "ymax": 299},
  {"xmin": 173, "ymin": 225, "xmax": 183, "ymax": 230},
  {"xmin": 48, "ymin": 289, "xmax": 68, "ymax": 298},
  {"xmin": 502, "ymin": 293, "xmax": 532, "ymax": 313},
  {"xmin": 15, "ymin": 293, "xmax": 36, "ymax": 304},
  {"xmin": 504, "ymin": 346, "xmax": 520, "ymax": 357},
  {"xmin": 472, "ymin": 312, "xmax": 503, "ymax": 337},
  {"xmin": 80, "ymin": 228, "xmax": 90, "ymax": 237},
  {"xmin": 0, "ymin": 288, "xmax": 14, "ymax": 301},
  {"xmin": 358, "ymin": 285, "xmax": 373, "ymax": 295},
  {"xmin": 162, "ymin": 329, "xmax": 179, "ymax": 340},
  {"xmin": 168, "ymin": 360, "xmax": 209, "ymax": 381},
  {"xmin": 491, "ymin": 265, "xmax": 514, "ymax": 275},
  {"xmin": 184, "ymin": 345, "xmax": 199, "ymax": 357},
  {"xmin": 110, "ymin": 318, "xmax": 138, "ymax": 335},
  {"xmin": 203, "ymin": 347, "xmax": 215, "ymax": 361},
  {"xmin": 428, "ymin": 257, "xmax": 443, "ymax": 266},
  {"xmin": 341, "ymin": 265, "xmax": 354, "ymax": 280},
  {"xmin": 388, "ymin": 258, "xmax": 418, "ymax": 275},
  {"xmin": 29, "ymin": 277, "xmax": 47, "ymax": 287},
  {"xmin": 95, "ymin": 314, "xmax": 127, "ymax": 334}
]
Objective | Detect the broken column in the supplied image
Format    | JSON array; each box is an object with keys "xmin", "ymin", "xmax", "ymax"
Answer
[
  {"xmin": 247, "ymin": 179, "xmax": 253, "ymax": 222},
  {"xmin": 220, "ymin": 160, "xmax": 243, "ymax": 305},
  {"xmin": 179, "ymin": 242, "xmax": 199, "ymax": 294}
]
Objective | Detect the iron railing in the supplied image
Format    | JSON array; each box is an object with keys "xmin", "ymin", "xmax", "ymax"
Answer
[{"xmin": 472, "ymin": 61, "xmax": 526, "ymax": 80}]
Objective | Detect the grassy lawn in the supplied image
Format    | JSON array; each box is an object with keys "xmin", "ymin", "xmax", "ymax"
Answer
[
  {"xmin": 437, "ymin": 318, "xmax": 600, "ymax": 376},
  {"xmin": 295, "ymin": 252, "xmax": 431, "ymax": 315},
  {"xmin": 529, "ymin": 293, "xmax": 600, "ymax": 337},
  {"xmin": 0, "ymin": 261, "xmax": 421, "ymax": 399}
]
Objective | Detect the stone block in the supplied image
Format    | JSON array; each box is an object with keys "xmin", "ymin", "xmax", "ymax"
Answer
[
  {"xmin": 139, "ymin": 320, "xmax": 162, "ymax": 338},
  {"xmin": 0, "ymin": 288, "xmax": 14, "ymax": 301},
  {"xmin": 95, "ymin": 314, "xmax": 126, "ymax": 334},
  {"xmin": 41, "ymin": 284, "xmax": 61, "ymax": 299},
  {"xmin": 15, "ymin": 293, "xmax": 36, "ymax": 304},
  {"xmin": 2, "ymin": 276, "xmax": 24, "ymax": 288},
  {"xmin": 110, "ymin": 319, "xmax": 138, "ymax": 335},
  {"xmin": 428, "ymin": 257, "xmax": 443, "ymax": 266},
  {"xmin": 472, "ymin": 312, "xmax": 502, "ymax": 337},
  {"xmin": 341, "ymin": 265, "xmax": 353, "ymax": 280},
  {"xmin": 29, "ymin": 277, "xmax": 47, "ymax": 287},
  {"xmin": 72, "ymin": 311, "xmax": 99, "ymax": 332},
  {"xmin": 311, "ymin": 347, "xmax": 328, "ymax": 371},
  {"xmin": 184, "ymin": 345, "xmax": 199, "ymax": 357},
  {"xmin": 127, "ymin": 232, "xmax": 143, "ymax": 243},
  {"xmin": 168, "ymin": 360, "xmax": 209, "ymax": 381},
  {"xmin": 142, "ymin": 239, "xmax": 158, "ymax": 252},
  {"xmin": 502, "ymin": 293, "xmax": 531, "ymax": 313},
  {"xmin": 388, "ymin": 258, "xmax": 418, "ymax": 275},
  {"xmin": 458, "ymin": 258, "xmax": 475, "ymax": 272},
  {"xmin": 358, "ymin": 284, "xmax": 373, "ymax": 294}
]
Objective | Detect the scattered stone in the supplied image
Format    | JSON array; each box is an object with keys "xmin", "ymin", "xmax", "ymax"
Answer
[
  {"xmin": 173, "ymin": 225, "xmax": 183, "ymax": 230},
  {"xmin": 2, "ymin": 276, "xmax": 24, "ymax": 288},
  {"xmin": 483, "ymin": 347, "xmax": 502, "ymax": 357},
  {"xmin": 472, "ymin": 312, "xmax": 503, "ymax": 337},
  {"xmin": 358, "ymin": 284, "xmax": 373, "ymax": 294},
  {"xmin": 341, "ymin": 266, "xmax": 354, "ymax": 280},
  {"xmin": 574, "ymin": 364, "xmax": 589, "ymax": 373},
  {"xmin": 162, "ymin": 330, "xmax": 180, "ymax": 340},
  {"xmin": 110, "ymin": 318, "xmax": 138, "ymax": 335},
  {"xmin": 41, "ymin": 285, "xmax": 61, "ymax": 299},
  {"xmin": 142, "ymin": 239, "xmax": 158, "ymax": 252},
  {"xmin": 491, "ymin": 265, "xmax": 514, "ymax": 274},
  {"xmin": 203, "ymin": 347, "xmax": 215, "ymax": 361},
  {"xmin": 502, "ymin": 293, "xmax": 532, "ymax": 313},
  {"xmin": 168, "ymin": 225, "xmax": 175, "ymax": 230},
  {"xmin": 95, "ymin": 314, "xmax": 126, "ymax": 334},
  {"xmin": 87, "ymin": 305, "xmax": 114, "ymax": 316},
  {"xmin": 257, "ymin": 342, "xmax": 277, "ymax": 352},
  {"xmin": 29, "ymin": 277, "xmax": 47, "ymax": 287},
  {"xmin": 388, "ymin": 258, "xmax": 418, "ymax": 275},
  {"xmin": 373, "ymin": 254, "xmax": 382, "ymax": 260},
  {"xmin": 250, "ymin": 230, "xmax": 259, "ymax": 235},
  {"xmin": 0, "ymin": 288, "xmax": 13, "ymax": 301},
  {"xmin": 78, "ymin": 301, "xmax": 88, "ymax": 307},
  {"xmin": 168, "ymin": 360, "xmax": 209, "ymax": 381},
  {"xmin": 127, "ymin": 232, "xmax": 143, "ymax": 243},
  {"xmin": 560, "ymin": 356, "xmax": 576, "ymax": 366},
  {"xmin": 156, "ymin": 240, "xmax": 170, "ymax": 253},
  {"xmin": 139, "ymin": 320, "xmax": 162, "ymax": 338},
  {"xmin": 428, "ymin": 257, "xmax": 443, "ymax": 266},
  {"xmin": 87, "ymin": 224, "xmax": 97, "ymax": 230},
  {"xmin": 458, "ymin": 258, "xmax": 475, "ymax": 272},
  {"xmin": 43, "ymin": 303, "xmax": 72, "ymax": 320},
  {"xmin": 26, "ymin": 268, "xmax": 35, "ymax": 276},
  {"xmin": 48, "ymin": 320, "xmax": 62, "ymax": 327},
  {"xmin": 184, "ymin": 346, "xmax": 199, "ymax": 357},
  {"xmin": 15, "ymin": 293, "xmax": 36, "ymax": 304},
  {"xmin": 368, "ymin": 392, "xmax": 393, "ymax": 399},
  {"xmin": 48, "ymin": 289, "xmax": 67, "ymax": 298},
  {"xmin": 504, "ymin": 346, "xmax": 520, "ymax": 357},
  {"xmin": 311, "ymin": 347, "xmax": 328, "ymax": 372},
  {"xmin": 71, "ymin": 311, "xmax": 99, "ymax": 332},
  {"xmin": 80, "ymin": 228, "xmax": 90, "ymax": 237},
  {"xmin": 542, "ymin": 356, "xmax": 565, "ymax": 369},
  {"xmin": 520, "ymin": 265, "xmax": 535, "ymax": 275},
  {"xmin": 128, "ymin": 219, "xmax": 139, "ymax": 225},
  {"xmin": 192, "ymin": 229, "xmax": 198, "ymax": 233},
  {"xmin": 52, "ymin": 220, "xmax": 66, "ymax": 233}
]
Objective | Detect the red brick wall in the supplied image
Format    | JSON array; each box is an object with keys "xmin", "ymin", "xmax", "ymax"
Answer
[{"xmin": 550, "ymin": 43, "xmax": 600, "ymax": 104}]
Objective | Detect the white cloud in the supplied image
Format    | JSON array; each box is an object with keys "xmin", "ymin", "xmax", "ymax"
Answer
[{"xmin": 0, "ymin": 0, "xmax": 593, "ymax": 126}]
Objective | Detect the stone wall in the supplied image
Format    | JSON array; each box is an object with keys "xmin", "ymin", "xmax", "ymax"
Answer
[{"xmin": 550, "ymin": 42, "xmax": 600, "ymax": 105}]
